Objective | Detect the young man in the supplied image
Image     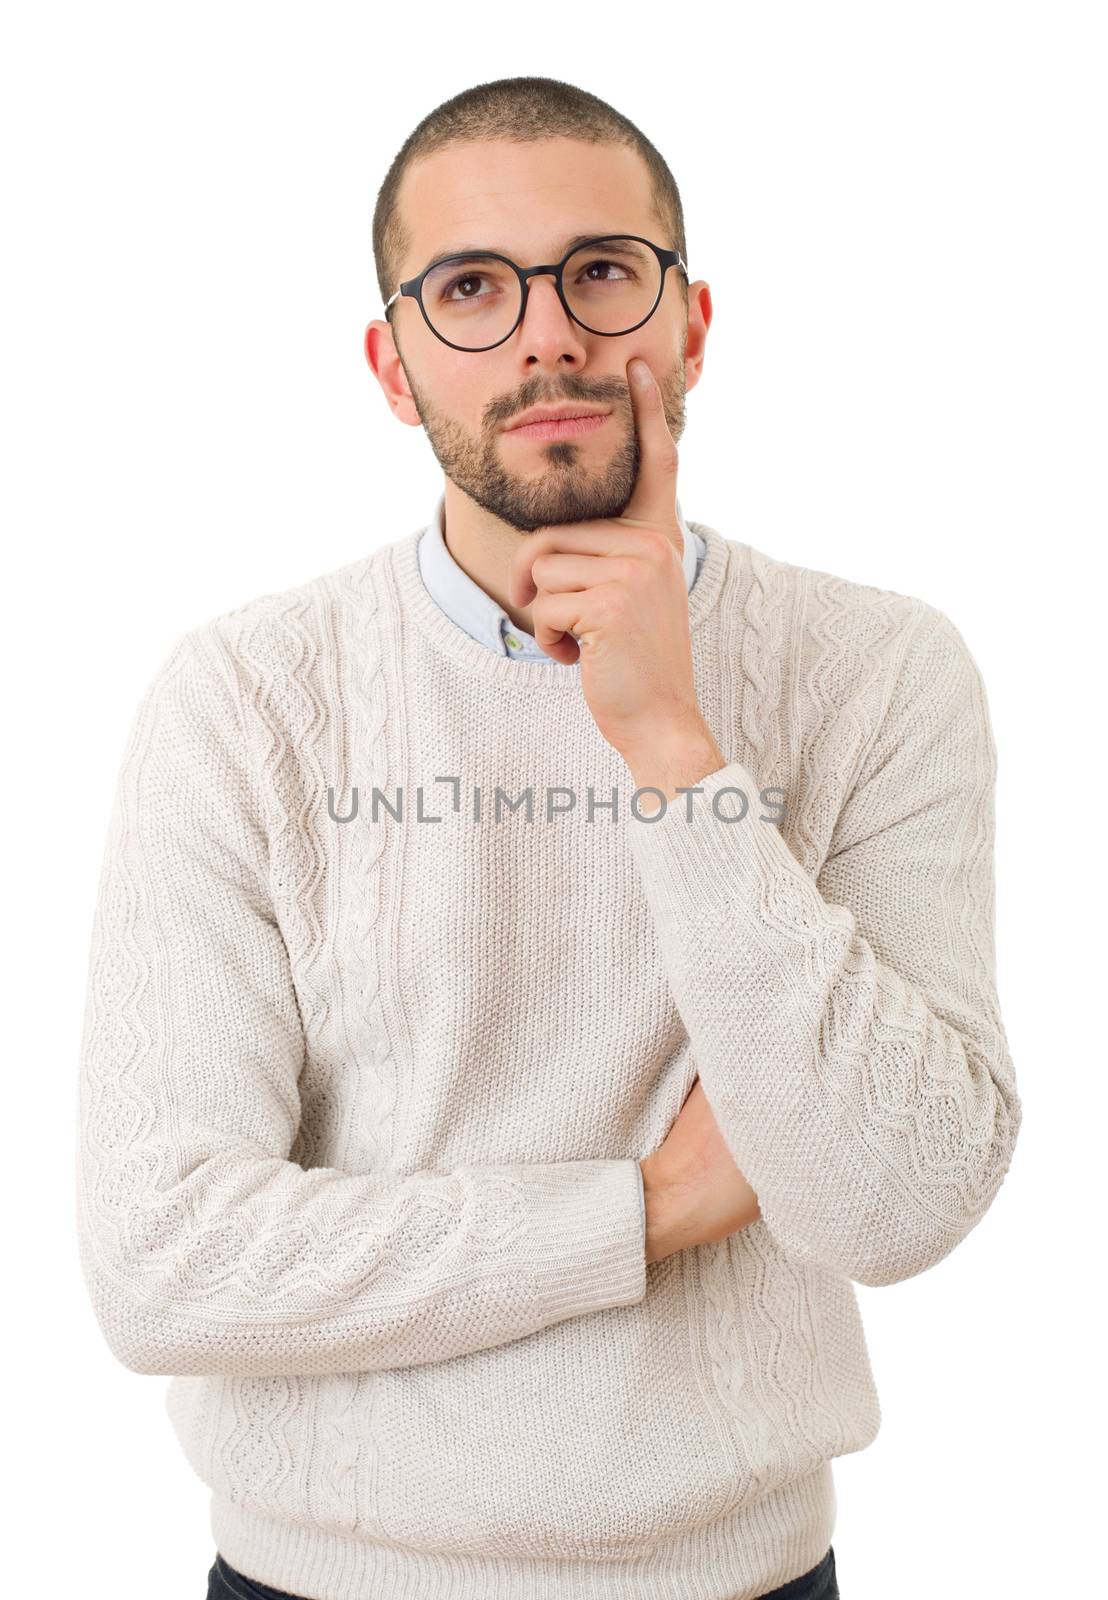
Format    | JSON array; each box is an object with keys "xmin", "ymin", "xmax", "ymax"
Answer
[{"xmin": 76, "ymin": 76, "xmax": 1021, "ymax": 1600}]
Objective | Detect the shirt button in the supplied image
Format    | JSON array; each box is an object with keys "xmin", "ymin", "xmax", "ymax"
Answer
[{"xmin": 505, "ymin": 633, "xmax": 520, "ymax": 649}]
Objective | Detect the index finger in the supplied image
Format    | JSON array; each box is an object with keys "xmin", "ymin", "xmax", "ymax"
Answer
[{"xmin": 619, "ymin": 357, "xmax": 680, "ymax": 531}]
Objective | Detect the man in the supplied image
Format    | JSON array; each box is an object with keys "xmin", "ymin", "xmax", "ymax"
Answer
[{"xmin": 76, "ymin": 75, "xmax": 1021, "ymax": 1600}]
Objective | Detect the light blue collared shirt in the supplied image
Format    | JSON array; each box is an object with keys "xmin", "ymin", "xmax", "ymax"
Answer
[{"xmin": 417, "ymin": 491, "xmax": 707, "ymax": 660}]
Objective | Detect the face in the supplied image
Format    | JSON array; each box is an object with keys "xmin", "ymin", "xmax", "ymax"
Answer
[{"xmin": 364, "ymin": 136, "xmax": 711, "ymax": 533}]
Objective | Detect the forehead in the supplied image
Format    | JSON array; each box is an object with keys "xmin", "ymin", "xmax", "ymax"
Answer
[{"xmin": 396, "ymin": 136, "xmax": 659, "ymax": 273}]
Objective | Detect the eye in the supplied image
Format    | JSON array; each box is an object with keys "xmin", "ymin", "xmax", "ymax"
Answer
[
  {"xmin": 578, "ymin": 258, "xmax": 634, "ymax": 284},
  {"xmin": 440, "ymin": 272, "xmax": 493, "ymax": 302}
]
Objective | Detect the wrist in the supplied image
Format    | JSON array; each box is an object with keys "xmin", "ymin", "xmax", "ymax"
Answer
[
  {"xmin": 640, "ymin": 1156, "xmax": 693, "ymax": 1265},
  {"xmin": 623, "ymin": 721, "xmax": 727, "ymax": 812}
]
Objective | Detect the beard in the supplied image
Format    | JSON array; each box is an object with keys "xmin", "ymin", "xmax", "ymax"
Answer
[{"xmin": 398, "ymin": 345, "xmax": 688, "ymax": 534}]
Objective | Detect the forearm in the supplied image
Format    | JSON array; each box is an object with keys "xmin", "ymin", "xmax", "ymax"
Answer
[
  {"xmin": 77, "ymin": 1149, "xmax": 647, "ymax": 1377},
  {"xmin": 623, "ymin": 614, "xmax": 1021, "ymax": 1286}
]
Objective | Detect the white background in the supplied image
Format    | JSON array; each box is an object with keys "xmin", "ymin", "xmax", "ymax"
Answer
[{"xmin": 3, "ymin": 3, "xmax": 1105, "ymax": 1596}]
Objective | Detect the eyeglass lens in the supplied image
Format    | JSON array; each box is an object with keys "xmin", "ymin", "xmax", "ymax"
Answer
[{"xmin": 419, "ymin": 237, "xmax": 663, "ymax": 349}]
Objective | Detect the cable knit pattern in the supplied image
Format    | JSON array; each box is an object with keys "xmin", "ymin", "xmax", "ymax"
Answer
[{"xmin": 76, "ymin": 516, "xmax": 1019, "ymax": 1600}]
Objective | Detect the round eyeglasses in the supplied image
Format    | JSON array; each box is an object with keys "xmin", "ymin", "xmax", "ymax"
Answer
[{"xmin": 384, "ymin": 234, "xmax": 688, "ymax": 353}]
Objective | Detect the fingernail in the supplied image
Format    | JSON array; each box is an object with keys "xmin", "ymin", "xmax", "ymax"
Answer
[{"xmin": 630, "ymin": 359, "xmax": 652, "ymax": 387}]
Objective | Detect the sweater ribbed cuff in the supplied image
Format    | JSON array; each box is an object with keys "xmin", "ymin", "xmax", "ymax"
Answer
[
  {"xmin": 624, "ymin": 757, "xmax": 806, "ymax": 927},
  {"xmin": 470, "ymin": 1157, "xmax": 647, "ymax": 1326}
]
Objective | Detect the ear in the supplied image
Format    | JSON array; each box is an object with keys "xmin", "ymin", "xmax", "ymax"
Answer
[
  {"xmin": 682, "ymin": 280, "xmax": 713, "ymax": 395},
  {"xmin": 364, "ymin": 318, "xmax": 422, "ymax": 427}
]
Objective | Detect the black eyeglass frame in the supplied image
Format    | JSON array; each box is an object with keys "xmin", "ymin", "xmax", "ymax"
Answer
[{"xmin": 384, "ymin": 233, "xmax": 689, "ymax": 353}]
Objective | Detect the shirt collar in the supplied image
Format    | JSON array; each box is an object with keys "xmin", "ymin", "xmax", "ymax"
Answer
[{"xmin": 417, "ymin": 490, "xmax": 703, "ymax": 661}]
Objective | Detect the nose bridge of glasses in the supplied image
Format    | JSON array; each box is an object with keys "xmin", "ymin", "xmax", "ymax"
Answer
[
  {"xmin": 512, "ymin": 262, "xmax": 577, "ymax": 337},
  {"xmin": 522, "ymin": 261, "xmax": 567, "ymax": 299}
]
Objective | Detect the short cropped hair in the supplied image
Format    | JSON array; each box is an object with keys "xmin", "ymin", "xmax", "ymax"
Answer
[{"xmin": 372, "ymin": 75, "xmax": 688, "ymax": 321}]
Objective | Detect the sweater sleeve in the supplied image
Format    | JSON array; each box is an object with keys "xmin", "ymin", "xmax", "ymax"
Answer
[
  {"xmin": 623, "ymin": 604, "xmax": 1021, "ymax": 1287},
  {"xmin": 76, "ymin": 626, "xmax": 646, "ymax": 1379}
]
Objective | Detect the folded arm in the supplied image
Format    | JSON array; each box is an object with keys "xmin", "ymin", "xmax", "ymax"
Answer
[
  {"xmin": 624, "ymin": 604, "xmax": 1021, "ymax": 1286},
  {"xmin": 76, "ymin": 626, "xmax": 645, "ymax": 1378}
]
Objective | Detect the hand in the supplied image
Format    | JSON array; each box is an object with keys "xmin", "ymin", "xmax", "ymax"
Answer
[
  {"xmin": 507, "ymin": 356, "xmax": 711, "ymax": 764},
  {"xmin": 640, "ymin": 1078, "xmax": 762, "ymax": 1265}
]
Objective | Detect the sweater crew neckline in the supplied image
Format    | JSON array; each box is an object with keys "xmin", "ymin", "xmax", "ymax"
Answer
[{"xmin": 389, "ymin": 512, "xmax": 734, "ymax": 689}]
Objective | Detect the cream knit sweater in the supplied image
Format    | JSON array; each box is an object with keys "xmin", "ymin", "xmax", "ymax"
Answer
[{"xmin": 76, "ymin": 515, "xmax": 1021, "ymax": 1600}]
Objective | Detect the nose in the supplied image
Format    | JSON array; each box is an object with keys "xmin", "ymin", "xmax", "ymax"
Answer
[{"xmin": 517, "ymin": 272, "xmax": 588, "ymax": 366}]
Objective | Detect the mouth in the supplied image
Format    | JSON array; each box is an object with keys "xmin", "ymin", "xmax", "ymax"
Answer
[{"xmin": 503, "ymin": 412, "xmax": 611, "ymax": 442}]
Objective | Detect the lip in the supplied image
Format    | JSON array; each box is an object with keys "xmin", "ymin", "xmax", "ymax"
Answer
[{"xmin": 504, "ymin": 411, "xmax": 611, "ymax": 441}]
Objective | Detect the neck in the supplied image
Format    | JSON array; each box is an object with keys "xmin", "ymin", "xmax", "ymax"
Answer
[
  {"xmin": 439, "ymin": 478, "xmax": 692, "ymax": 638},
  {"xmin": 439, "ymin": 479, "xmax": 544, "ymax": 636}
]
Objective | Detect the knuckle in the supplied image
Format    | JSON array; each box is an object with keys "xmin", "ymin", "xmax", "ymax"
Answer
[{"xmin": 641, "ymin": 530, "xmax": 675, "ymax": 567}]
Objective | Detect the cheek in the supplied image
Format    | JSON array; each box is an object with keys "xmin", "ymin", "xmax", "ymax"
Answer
[
  {"xmin": 618, "ymin": 336, "xmax": 678, "ymax": 390},
  {"xmin": 406, "ymin": 341, "xmax": 488, "ymax": 414}
]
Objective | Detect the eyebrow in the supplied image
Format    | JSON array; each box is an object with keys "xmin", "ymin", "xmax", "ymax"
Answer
[{"xmin": 417, "ymin": 232, "xmax": 636, "ymax": 275}]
